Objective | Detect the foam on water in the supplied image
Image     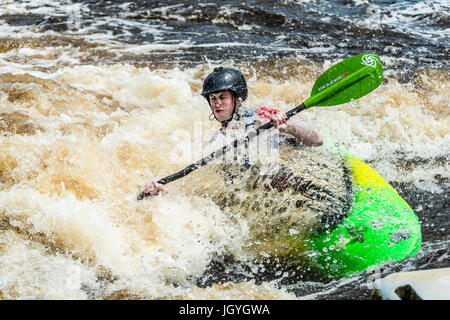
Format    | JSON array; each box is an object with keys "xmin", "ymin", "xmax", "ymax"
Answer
[{"xmin": 0, "ymin": 187, "xmax": 253, "ymax": 299}]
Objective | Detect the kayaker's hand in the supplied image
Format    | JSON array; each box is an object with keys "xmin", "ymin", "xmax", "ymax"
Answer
[
  {"xmin": 142, "ymin": 180, "xmax": 167, "ymax": 196},
  {"xmin": 270, "ymin": 111, "xmax": 289, "ymax": 132}
]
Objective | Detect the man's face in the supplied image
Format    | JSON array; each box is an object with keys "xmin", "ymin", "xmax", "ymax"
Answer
[{"xmin": 209, "ymin": 90, "xmax": 238, "ymax": 123}]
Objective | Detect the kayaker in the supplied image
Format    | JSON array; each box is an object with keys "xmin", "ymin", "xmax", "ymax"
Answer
[{"xmin": 143, "ymin": 67, "xmax": 323, "ymax": 196}]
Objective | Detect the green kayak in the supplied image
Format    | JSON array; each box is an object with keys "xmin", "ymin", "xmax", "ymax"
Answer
[
  {"xmin": 207, "ymin": 146, "xmax": 422, "ymax": 279},
  {"xmin": 304, "ymin": 154, "xmax": 422, "ymax": 278}
]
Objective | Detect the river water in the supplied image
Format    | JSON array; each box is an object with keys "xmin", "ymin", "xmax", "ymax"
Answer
[{"xmin": 0, "ymin": 0, "xmax": 448, "ymax": 300}]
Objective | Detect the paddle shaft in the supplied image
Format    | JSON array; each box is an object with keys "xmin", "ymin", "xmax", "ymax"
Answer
[{"xmin": 137, "ymin": 103, "xmax": 306, "ymax": 200}]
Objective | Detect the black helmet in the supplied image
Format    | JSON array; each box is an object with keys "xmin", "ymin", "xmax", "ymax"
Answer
[{"xmin": 201, "ymin": 67, "xmax": 248, "ymax": 103}]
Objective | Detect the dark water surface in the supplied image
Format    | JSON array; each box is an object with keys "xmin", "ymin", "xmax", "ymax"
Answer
[{"xmin": 2, "ymin": 0, "xmax": 449, "ymax": 69}]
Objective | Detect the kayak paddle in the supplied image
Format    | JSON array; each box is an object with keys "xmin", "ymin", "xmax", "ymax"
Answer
[{"xmin": 138, "ymin": 52, "xmax": 383, "ymax": 200}]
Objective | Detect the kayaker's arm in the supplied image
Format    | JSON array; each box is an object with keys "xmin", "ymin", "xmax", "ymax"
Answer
[
  {"xmin": 271, "ymin": 111, "xmax": 323, "ymax": 147},
  {"xmin": 284, "ymin": 118, "xmax": 323, "ymax": 147}
]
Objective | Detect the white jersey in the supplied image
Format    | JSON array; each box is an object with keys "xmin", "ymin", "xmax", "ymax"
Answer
[{"xmin": 204, "ymin": 105, "xmax": 286, "ymax": 168}]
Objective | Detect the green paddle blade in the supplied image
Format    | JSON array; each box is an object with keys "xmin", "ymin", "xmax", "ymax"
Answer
[{"xmin": 305, "ymin": 53, "xmax": 383, "ymax": 108}]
